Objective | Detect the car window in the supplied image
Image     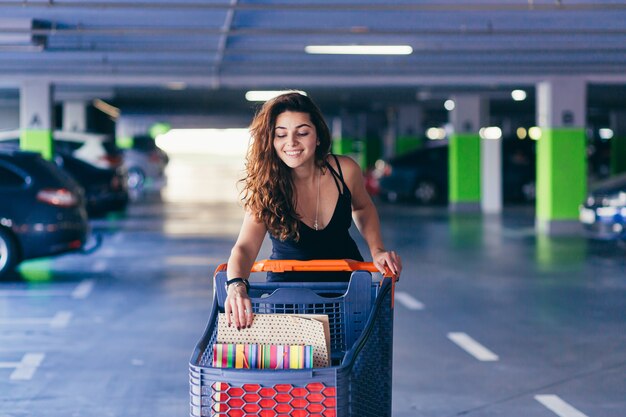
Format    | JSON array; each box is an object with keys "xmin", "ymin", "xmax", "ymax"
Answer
[
  {"xmin": 0, "ymin": 165, "xmax": 26, "ymax": 187},
  {"xmin": 55, "ymin": 140, "xmax": 83, "ymax": 153},
  {"xmin": 0, "ymin": 139, "xmax": 20, "ymax": 149}
]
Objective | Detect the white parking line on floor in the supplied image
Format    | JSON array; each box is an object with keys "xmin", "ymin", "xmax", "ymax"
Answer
[
  {"xmin": 166, "ymin": 256, "xmax": 209, "ymax": 265},
  {"xmin": 0, "ymin": 353, "xmax": 45, "ymax": 380},
  {"xmin": 0, "ymin": 311, "xmax": 72, "ymax": 328},
  {"xmin": 49, "ymin": 311, "xmax": 73, "ymax": 328},
  {"xmin": 92, "ymin": 260, "xmax": 108, "ymax": 272},
  {"xmin": 395, "ymin": 291, "xmax": 425, "ymax": 310},
  {"xmin": 165, "ymin": 256, "xmax": 221, "ymax": 266},
  {"xmin": 71, "ymin": 279, "xmax": 95, "ymax": 299},
  {"xmin": 447, "ymin": 332, "xmax": 499, "ymax": 361},
  {"xmin": 0, "ymin": 289, "xmax": 68, "ymax": 297},
  {"xmin": 535, "ymin": 395, "xmax": 590, "ymax": 417}
]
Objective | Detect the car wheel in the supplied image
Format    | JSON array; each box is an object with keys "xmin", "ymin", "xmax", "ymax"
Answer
[
  {"xmin": 414, "ymin": 180, "xmax": 437, "ymax": 204},
  {"xmin": 385, "ymin": 191, "xmax": 399, "ymax": 203},
  {"xmin": 0, "ymin": 228, "xmax": 19, "ymax": 278},
  {"xmin": 127, "ymin": 167, "xmax": 146, "ymax": 191}
]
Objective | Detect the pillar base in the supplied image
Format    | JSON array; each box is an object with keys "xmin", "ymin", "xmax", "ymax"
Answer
[
  {"xmin": 535, "ymin": 218, "xmax": 583, "ymax": 236},
  {"xmin": 449, "ymin": 202, "xmax": 481, "ymax": 213}
]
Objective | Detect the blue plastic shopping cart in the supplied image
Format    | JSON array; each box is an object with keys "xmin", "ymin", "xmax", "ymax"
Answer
[{"xmin": 189, "ymin": 259, "xmax": 398, "ymax": 417}]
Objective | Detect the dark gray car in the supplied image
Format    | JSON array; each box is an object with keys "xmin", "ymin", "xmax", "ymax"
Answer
[{"xmin": 0, "ymin": 150, "xmax": 89, "ymax": 277}]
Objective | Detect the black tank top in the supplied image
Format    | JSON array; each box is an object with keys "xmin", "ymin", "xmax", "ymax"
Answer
[{"xmin": 267, "ymin": 155, "xmax": 364, "ymax": 282}]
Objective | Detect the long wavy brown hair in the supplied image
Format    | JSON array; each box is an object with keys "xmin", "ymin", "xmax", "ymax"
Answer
[{"xmin": 241, "ymin": 92, "xmax": 332, "ymax": 241}]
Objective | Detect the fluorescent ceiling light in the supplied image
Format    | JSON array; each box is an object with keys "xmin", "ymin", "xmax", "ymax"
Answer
[
  {"xmin": 165, "ymin": 82, "xmax": 187, "ymax": 91},
  {"xmin": 0, "ymin": 18, "xmax": 47, "ymax": 49},
  {"xmin": 599, "ymin": 128, "xmax": 614, "ymax": 140},
  {"xmin": 92, "ymin": 99, "xmax": 120, "ymax": 119},
  {"xmin": 511, "ymin": 89, "xmax": 527, "ymax": 101},
  {"xmin": 479, "ymin": 127, "xmax": 502, "ymax": 140},
  {"xmin": 245, "ymin": 90, "xmax": 307, "ymax": 102},
  {"xmin": 305, "ymin": 45, "xmax": 413, "ymax": 55}
]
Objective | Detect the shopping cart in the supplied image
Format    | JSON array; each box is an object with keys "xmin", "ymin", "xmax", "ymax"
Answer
[{"xmin": 189, "ymin": 259, "xmax": 399, "ymax": 417}]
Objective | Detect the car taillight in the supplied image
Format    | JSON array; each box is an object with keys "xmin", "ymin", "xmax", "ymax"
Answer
[
  {"xmin": 36, "ymin": 188, "xmax": 79, "ymax": 207},
  {"xmin": 149, "ymin": 151, "xmax": 162, "ymax": 162},
  {"xmin": 110, "ymin": 175, "xmax": 121, "ymax": 190},
  {"xmin": 100, "ymin": 154, "xmax": 123, "ymax": 168}
]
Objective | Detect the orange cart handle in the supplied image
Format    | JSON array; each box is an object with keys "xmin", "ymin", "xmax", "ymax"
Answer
[{"xmin": 215, "ymin": 259, "xmax": 398, "ymax": 280}]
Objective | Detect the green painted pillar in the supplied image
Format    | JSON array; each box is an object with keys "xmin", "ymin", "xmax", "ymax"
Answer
[
  {"xmin": 332, "ymin": 137, "xmax": 354, "ymax": 155},
  {"xmin": 395, "ymin": 105, "xmax": 424, "ymax": 156},
  {"xmin": 536, "ymin": 77, "xmax": 587, "ymax": 235},
  {"xmin": 20, "ymin": 81, "xmax": 54, "ymax": 160},
  {"xmin": 448, "ymin": 95, "xmax": 488, "ymax": 212},
  {"xmin": 116, "ymin": 135, "xmax": 133, "ymax": 149},
  {"xmin": 449, "ymin": 133, "xmax": 481, "ymax": 206},
  {"xmin": 396, "ymin": 135, "xmax": 422, "ymax": 155},
  {"xmin": 610, "ymin": 111, "xmax": 626, "ymax": 175},
  {"xmin": 536, "ymin": 128, "xmax": 587, "ymax": 220}
]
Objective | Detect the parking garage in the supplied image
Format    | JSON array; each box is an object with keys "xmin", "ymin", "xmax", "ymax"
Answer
[{"xmin": 1, "ymin": 2, "xmax": 625, "ymax": 417}]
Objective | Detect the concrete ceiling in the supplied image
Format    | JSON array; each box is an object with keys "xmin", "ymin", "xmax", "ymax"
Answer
[{"xmin": 0, "ymin": 1, "xmax": 625, "ymax": 115}]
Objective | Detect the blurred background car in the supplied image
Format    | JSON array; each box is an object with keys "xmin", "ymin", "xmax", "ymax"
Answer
[
  {"xmin": 370, "ymin": 140, "xmax": 536, "ymax": 205},
  {"xmin": 0, "ymin": 129, "xmax": 123, "ymax": 170},
  {"xmin": 53, "ymin": 153, "xmax": 129, "ymax": 218},
  {"xmin": 122, "ymin": 135, "xmax": 168, "ymax": 197},
  {"xmin": 579, "ymin": 173, "xmax": 626, "ymax": 240},
  {"xmin": 0, "ymin": 150, "xmax": 89, "ymax": 278}
]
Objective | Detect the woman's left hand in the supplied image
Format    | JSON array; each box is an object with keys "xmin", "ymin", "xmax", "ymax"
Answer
[{"xmin": 372, "ymin": 250, "xmax": 402, "ymax": 277}]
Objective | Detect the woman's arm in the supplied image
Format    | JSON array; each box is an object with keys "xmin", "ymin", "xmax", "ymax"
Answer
[
  {"xmin": 225, "ymin": 210, "xmax": 267, "ymax": 329},
  {"xmin": 338, "ymin": 156, "xmax": 402, "ymax": 276}
]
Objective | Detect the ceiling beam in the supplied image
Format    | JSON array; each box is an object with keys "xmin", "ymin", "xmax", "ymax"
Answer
[{"xmin": 0, "ymin": 2, "xmax": 624, "ymax": 12}]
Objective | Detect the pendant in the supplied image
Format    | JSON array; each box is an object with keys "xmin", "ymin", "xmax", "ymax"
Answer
[{"xmin": 313, "ymin": 221, "xmax": 318, "ymax": 231}]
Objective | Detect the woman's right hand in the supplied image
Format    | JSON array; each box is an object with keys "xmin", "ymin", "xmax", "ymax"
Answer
[{"xmin": 224, "ymin": 284, "xmax": 254, "ymax": 330}]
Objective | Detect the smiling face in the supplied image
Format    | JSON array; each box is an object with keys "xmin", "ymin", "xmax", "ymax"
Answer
[{"xmin": 273, "ymin": 111, "xmax": 319, "ymax": 170}]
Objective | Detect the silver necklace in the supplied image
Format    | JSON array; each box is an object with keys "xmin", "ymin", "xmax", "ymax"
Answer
[{"xmin": 313, "ymin": 167, "xmax": 321, "ymax": 231}]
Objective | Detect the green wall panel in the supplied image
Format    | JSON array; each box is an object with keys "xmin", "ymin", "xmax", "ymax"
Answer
[
  {"xmin": 396, "ymin": 136, "xmax": 422, "ymax": 155},
  {"xmin": 364, "ymin": 136, "xmax": 382, "ymax": 168},
  {"xmin": 611, "ymin": 136, "xmax": 626, "ymax": 175},
  {"xmin": 20, "ymin": 129, "xmax": 53, "ymax": 160},
  {"xmin": 332, "ymin": 137, "xmax": 354, "ymax": 155},
  {"xmin": 449, "ymin": 133, "xmax": 480, "ymax": 202},
  {"xmin": 536, "ymin": 128, "xmax": 587, "ymax": 221}
]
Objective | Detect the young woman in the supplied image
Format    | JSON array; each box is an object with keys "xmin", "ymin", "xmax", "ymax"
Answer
[{"xmin": 225, "ymin": 92, "xmax": 402, "ymax": 329}]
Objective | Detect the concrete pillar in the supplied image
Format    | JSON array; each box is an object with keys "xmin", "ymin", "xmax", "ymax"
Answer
[
  {"xmin": 396, "ymin": 105, "xmax": 424, "ymax": 155},
  {"xmin": 535, "ymin": 77, "xmax": 587, "ymax": 235},
  {"xmin": 62, "ymin": 101, "xmax": 87, "ymax": 132},
  {"xmin": 609, "ymin": 110, "xmax": 626, "ymax": 175},
  {"xmin": 481, "ymin": 134, "xmax": 502, "ymax": 214},
  {"xmin": 332, "ymin": 112, "xmax": 369, "ymax": 168},
  {"xmin": 448, "ymin": 95, "xmax": 488, "ymax": 212},
  {"xmin": 383, "ymin": 107, "xmax": 397, "ymax": 159},
  {"xmin": 0, "ymin": 101, "xmax": 19, "ymax": 130},
  {"xmin": 20, "ymin": 81, "xmax": 54, "ymax": 160},
  {"xmin": 331, "ymin": 113, "xmax": 355, "ymax": 156}
]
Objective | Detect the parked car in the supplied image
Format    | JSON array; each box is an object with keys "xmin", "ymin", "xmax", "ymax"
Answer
[
  {"xmin": 53, "ymin": 153, "xmax": 129, "ymax": 217},
  {"xmin": 0, "ymin": 129, "xmax": 123, "ymax": 170},
  {"xmin": 123, "ymin": 135, "xmax": 168, "ymax": 196},
  {"xmin": 372, "ymin": 140, "xmax": 536, "ymax": 205},
  {"xmin": 579, "ymin": 173, "xmax": 626, "ymax": 240},
  {"xmin": 0, "ymin": 150, "xmax": 89, "ymax": 277}
]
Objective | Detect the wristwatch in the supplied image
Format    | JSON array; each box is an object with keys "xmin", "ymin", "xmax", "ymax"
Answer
[{"xmin": 226, "ymin": 277, "xmax": 250, "ymax": 293}]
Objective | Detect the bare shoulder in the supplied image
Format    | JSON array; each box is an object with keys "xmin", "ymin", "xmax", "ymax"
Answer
[{"xmin": 326, "ymin": 154, "xmax": 361, "ymax": 176}]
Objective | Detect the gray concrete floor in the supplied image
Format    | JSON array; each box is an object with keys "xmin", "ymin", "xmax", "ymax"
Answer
[{"xmin": 1, "ymin": 156, "xmax": 625, "ymax": 417}]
